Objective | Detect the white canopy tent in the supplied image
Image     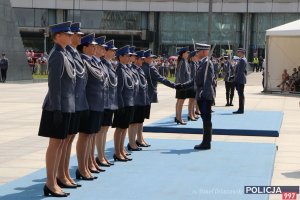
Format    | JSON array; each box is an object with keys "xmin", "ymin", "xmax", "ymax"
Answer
[{"xmin": 265, "ymin": 19, "xmax": 300, "ymax": 92}]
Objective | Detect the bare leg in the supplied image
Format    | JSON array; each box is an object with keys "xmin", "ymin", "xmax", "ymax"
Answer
[
  {"xmin": 76, "ymin": 132, "xmax": 91, "ymax": 177},
  {"xmin": 95, "ymin": 126, "xmax": 109, "ymax": 164},
  {"xmin": 188, "ymin": 98, "xmax": 196, "ymax": 119},
  {"xmin": 88, "ymin": 134, "xmax": 97, "ymax": 171},
  {"xmin": 114, "ymin": 128, "xmax": 124, "ymax": 158},
  {"xmin": 128, "ymin": 124, "xmax": 139, "ymax": 148},
  {"xmin": 102, "ymin": 127, "xmax": 110, "ymax": 163},
  {"xmin": 57, "ymin": 134, "xmax": 75, "ymax": 184},
  {"xmin": 120, "ymin": 129, "xmax": 128, "ymax": 158},
  {"xmin": 137, "ymin": 123, "xmax": 149, "ymax": 145},
  {"xmin": 176, "ymin": 99, "xmax": 185, "ymax": 121},
  {"xmin": 45, "ymin": 138, "xmax": 64, "ymax": 193}
]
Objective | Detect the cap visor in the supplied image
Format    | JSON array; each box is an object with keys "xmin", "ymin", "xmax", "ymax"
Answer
[
  {"xmin": 101, "ymin": 44, "xmax": 108, "ymax": 47},
  {"xmin": 66, "ymin": 31, "xmax": 74, "ymax": 35},
  {"xmin": 112, "ymin": 47, "xmax": 118, "ymax": 50},
  {"xmin": 150, "ymin": 55, "xmax": 157, "ymax": 58},
  {"xmin": 75, "ymin": 31, "xmax": 84, "ymax": 35},
  {"xmin": 91, "ymin": 41, "xmax": 98, "ymax": 45}
]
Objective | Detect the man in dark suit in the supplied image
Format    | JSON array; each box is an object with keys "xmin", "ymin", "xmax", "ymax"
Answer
[
  {"xmin": 0, "ymin": 53, "xmax": 9, "ymax": 83},
  {"xmin": 233, "ymin": 48, "xmax": 247, "ymax": 114}
]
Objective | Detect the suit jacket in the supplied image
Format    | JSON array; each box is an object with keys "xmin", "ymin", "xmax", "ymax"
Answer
[
  {"xmin": 142, "ymin": 62, "xmax": 175, "ymax": 103},
  {"xmin": 42, "ymin": 44, "xmax": 76, "ymax": 113},
  {"xmin": 128, "ymin": 64, "xmax": 140, "ymax": 102},
  {"xmin": 234, "ymin": 57, "xmax": 247, "ymax": 85},
  {"xmin": 66, "ymin": 45, "xmax": 89, "ymax": 111},
  {"xmin": 132, "ymin": 64, "xmax": 149, "ymax": 106},
  {"xmin": 116, "ymin": 63, "xmax": 135, "ymax": 108},
  {"xmin": 82, "ymin": 54, "xmax": 105, "ymax": 112},
  {"xmin": 194, "ymin": 57, "xmax": 215, "ymax": 101},
  {"xmin": 175, "ymin": 59, "xmax": 191, "ymax": 84},
  {"xmin": 101, "ymin": 58, "xmax": 118, "ymax": 110}
]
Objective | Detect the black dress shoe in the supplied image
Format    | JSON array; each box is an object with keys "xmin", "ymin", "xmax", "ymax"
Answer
[
  {"xmin": 113, "ymin": 154, "xmax": 127, "ymax": 162},
  {"xmin": 75, "ymin": 169, "xmax": 94, "ymax": 181},
  {"xmin": 95, "ymin": 157, "xmax": 110, "ymax": 167},
  {"xmin": 95, "ymin": 165, "xmax": 106, "ymax": 172},
  {"xmin": 232, "ymin": 110, "xmax": 244, "ymax": 114},
  {"xmin": 56, "ymin": 179, "xmax": 77, "ymax": 189},
  {"xmin": 136, "ymin": 140, "xmax": 149, "ymax": 147},
  {"xmin": 106, "ymin": 161, "xmax": 114, "ymax": 166},
  {"xmin": 43, "ymin": 185, "xmax": 68, "ymax": 197},
  {"xmin": 187, "ymin": 116, "xmax": 197, "ymax": 121},
  {"xmin": 89, "ymin": 168, "xmax": 100, "ymax": 174},
  {"xmin": 174, "ymin": 118, "xmax": 187, "ymax": 125},
  {"xmin": 225, "ymin": 103, "xmax": 230, "ymax": 106},
  {"xmin": 194, "ymin": 143, "xmax": 211, "ymax": 150},
  {"xmin": 124, "ymin": 156, "xmax": 133, "ymax": 161},
  {"xmin": 229, "ymin": 103, "xmax": 234, "ymax": 106},
  {"xmin": 127, "ymin": 143, "xmax": 142, "ymax": 151}
]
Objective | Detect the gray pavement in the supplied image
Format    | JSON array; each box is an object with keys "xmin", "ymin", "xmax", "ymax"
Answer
[{"xmin": 0, "ymin": 72, "xmax": 299, "ymax": 196}]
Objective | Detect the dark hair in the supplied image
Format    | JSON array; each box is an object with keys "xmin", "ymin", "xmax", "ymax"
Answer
[
  {"xmin": 51, "ymin": 32, "xmax": 59, "ymax": 40},
  {"xmin": 77, "ymin": 43, "xmax": 89, "ymax": 53}
]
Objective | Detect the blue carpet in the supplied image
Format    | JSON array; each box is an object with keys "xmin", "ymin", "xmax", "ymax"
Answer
[
  {"xmin": 0, "ymin": 139, "xmax": 276, "ymax": 200},
  {"xmin": 143, "ymin": 109, "xmax": 283, "ymax": 137}
]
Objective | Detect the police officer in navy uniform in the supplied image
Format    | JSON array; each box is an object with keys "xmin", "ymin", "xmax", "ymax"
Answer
[
  {"xmin": 233, "ymin": 48, "xmax": 247, "ymax": 114},
  {"xmin": 128, "ymin": 47, "xmax": 146, "ymax": 151},
  {"xmin": 38, "ymin": 21, "xmax": 75, "ymax": 197},
  {"xmin": 113, "ymin": 45, "xmax": 135, "ymax": 162},
  {"xmin": 181, "ymin": 44, "xmax": 215, "ymax": 150},
  {"xmin": 175, "ymin": 46, "xmax": 191, "ymax": 125},
  {"xmin": 95, "ymin": 39, "xmax": 118, "ymax": 167},
  {"xmin": 188, "ymin": 50, "xmax": 200, "ymax": 119},
  {"xmin": 223, "ymin": 55, "xmax": 235, "ymax": 106},
  {"xmin": 76, "ymin": 33, "xmax": 105, "ymax": 180},
  {"xmin": 56, "ymin": 22, "xmax": 85, "ymax": 189},
  {"xmin": 142, "ymin": 50, "xmax": 181, "ymax": 144}
]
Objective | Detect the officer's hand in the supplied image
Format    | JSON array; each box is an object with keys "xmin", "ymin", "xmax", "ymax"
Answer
[
  {"xmin": 175, "ymin": 83, "xmax": 184, "ymax": 90},
  {"xmin": 53, "ymin": 110, "xmax": 63, "ymax": 128}
]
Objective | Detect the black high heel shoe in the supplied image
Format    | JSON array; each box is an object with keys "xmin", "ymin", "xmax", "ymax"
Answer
[
  {"xmin": 113, "ymin": 154, "xmax": 128, "ymax": 162},
  {"xmin": 127, "ymin": 143, "xmax": 142, "ymax": 151},
  {"xmin": 43, "ymin": 185, "xmax": 68, "ymax": 197},
  {"xmin": 187, "ymin": 116, "xmax": 197, "ymax": 121},
  {"xmin": 195, "ymin": 111, "xmax": 200, "ymax": 115},
  {"xmin": 71, "ymin": 182, "xmax": 81, "ymax": 187},
  {"xmin": 136, "ymin": 140, "xmax": 150, "ymax": 147},
  {"xmin": 175, "ymin": 118, "xmax": 187, "ymax": 125},
  {"xmin": 89, "ymin": 168, "xmax": 100, "ymax": 174},
  {"xmin": 75, "ymin": 169, "xmax": 94, "ymax": 181},
  {"xmin": 95, "ymin": 165, "xmax": 106, "ymax": 172},
  {"xmin": 124, "ymin": 156, "xmax": 133, "ymax": 161},
  {"xmin": 95, "ymin": 157, "xmax": 110, "ymax": 167},
  {"xmin": 56, "ymin": 178, "xmax": 77, "ymax": 189}
]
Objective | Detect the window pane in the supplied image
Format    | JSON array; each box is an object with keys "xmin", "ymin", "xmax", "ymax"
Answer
[{"xmin": 13, "ymin": 8, "xmax": 34, "ymax": 27}]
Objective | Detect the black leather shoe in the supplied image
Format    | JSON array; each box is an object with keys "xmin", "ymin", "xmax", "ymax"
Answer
[
  {"xmin": 194, "ymin": 143, "xmax": 211, "ymax": 150},
  {"xmin": 124, "ymin": 156, "xmax": 133, "ymax": 161},
  {"xmin": 136, "ymin": 140, "xmax": 149, "ymax": 147},
  {"xmin": 233, "ymin": 110, "xmax": 244, "ymax": 114},
  {"xmin": 225, "ymin": 103, "xmax": 230, "ymax": 106},
  {"xmin": 174, "ymin": 118, "xmax": 187, "ymax": 125},
  {"xmin": 75, "ymin": 169, "xmax": 94, "ymax": 181},
  {"xmin": 113, "ymin": 154, "xmax": 127, "ymax": 162},
  {"xmin": 95, "ymin": 165, "xmax": 106, "ymax": 172},
  {"xmin": 127, "ymin": 143, "xmax": 142, "ymax": 151},
  {"xmin": 56, "ymin": 179, "xmax": 77, "ymax": 189},
  {"xmin": 187, "ymin": 116, "xmax": 197, "ymax": 121},
  {"xmin": 89, "ymin": 168, "xmax": 100, "ymax": 174},
  {"xmin": 95, "ymin": 157, "xmax": 110, "ymax": 167},
  {"xmin": 43, "ymin": 185, "xmax": 68, "ymax": 197}
]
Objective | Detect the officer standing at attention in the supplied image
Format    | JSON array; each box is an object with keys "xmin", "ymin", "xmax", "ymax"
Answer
[
  {"xmin": 113, "ymin": 45, "xmax": 135, "ymax": 162},
  {"xmin": 223, "ymin": 55, "xmax": 235, "ymax": 106},
  {"xmin": 56, "ymin": 22, "xmax": 85, "ymax": 189},
  {"xmin": 95, "ymin": 39, "xmax": 118, "ymax": 167},
  {"xmin": 38, "ymin": 21, "xmax": 75, "ymax": 197},
  {"xmin": 181, "ymin": 44, "xmax": 215, "ymax": 150},
  {"xmin": 233, "ymin": 48, "xmax": 247, "ymax": 114}
]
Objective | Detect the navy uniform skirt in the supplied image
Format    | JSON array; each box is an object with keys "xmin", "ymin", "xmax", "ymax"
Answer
[
  {"xmin": 130, "ymin": 106, "xmax": 146, "ymax": 124},
  {"xmin": 79, "ymin": 110, "xmax": 103, "ymax": 134},
  {"xmin": 112, "ymin": 106, "xmax": 134, "ymax": 129},
  {"xmin": 176, "ymin": 89, "xmax": 187, "ymax": 99},
  {"xmin": 101, "ymin": 109, "xmax": 115, "ymax": 126},
  {"xmin": 144, "ymin": 105, "xmax": 151, "ymax": 119},
  {"xmin": 38, "ymin": 110, "xmax": 72, "ymax": 139}
]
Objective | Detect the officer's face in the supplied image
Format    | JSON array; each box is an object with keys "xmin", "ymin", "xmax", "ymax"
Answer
[
  {"xmin": 105, "ymin": 50, "xmax": 115, "ymax": 60},
  {"xmin": 182, "ymin": 51, "xmax": 189, "ymax": 59},
  {"xmin": 237, "ymin": 51, "xmax": 244, "ymax": 57},
  {"xmin": 119, "ymin": 54, "xmax": 130, "ymax": 64},
  {"xmin": 136, "ymin": 58, "xmax": 143, "ymax": 66},
  {"xmin": 96, "ymin": 46, "xmax": 105, "ymax": 57},
  {"xmin": 83, "ymin": 44, "xmax": 96, "ymax": 56},
  {"xmin": 144, "ymin": 57, "xmax": 153, "ymax": 64},
  {"xmin": 71, "ymin": 34, "xmax": 81, "ymax": 46},
  {"xmin": 55, "ymin": 33, "xmax": 72, "ymax": 47},
  {"xmin": 130, "ymin": 55, "xmax": 136, "ymax": 62}
]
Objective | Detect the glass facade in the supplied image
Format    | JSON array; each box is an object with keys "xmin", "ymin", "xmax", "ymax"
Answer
[
  {"xmin": 67, "ymin": 10, "xmax": 144, "ymax": 30},
  {"xmin": 159, "ymin": 12, "xmax": 242, "ymax": 55},
  {"xmin": 13, "ymin": 8, "xmax": 56, "ymax": 27}
]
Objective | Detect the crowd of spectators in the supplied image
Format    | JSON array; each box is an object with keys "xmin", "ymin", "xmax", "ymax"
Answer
[
  {"xmin": 25, "ymin": 49, "xmax": 48, "ymax": 75},
  {"xmin": 277, "ymin": 66, "xmax": 300, "ymax": 92}
]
